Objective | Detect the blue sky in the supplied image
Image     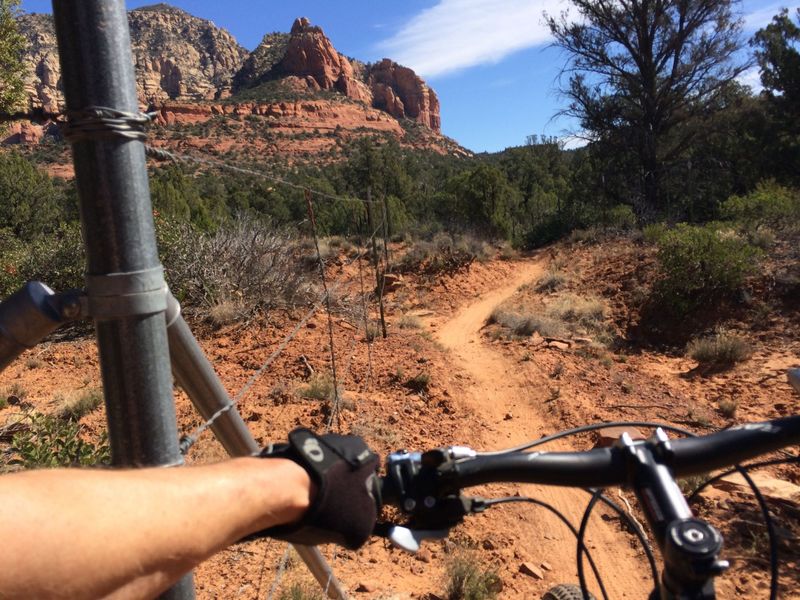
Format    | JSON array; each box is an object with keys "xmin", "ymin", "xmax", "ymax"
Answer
[{"xmin": 21, "ymin": 0, "xmax": 788, "ymax": 152}]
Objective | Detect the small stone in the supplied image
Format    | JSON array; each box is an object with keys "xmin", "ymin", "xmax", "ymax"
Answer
[
  {"xmin": 306, "ymin": 322, "xmax": 317, "ymax": 329},
  {"xmin": 547, "ymin": 341, "xmax": 570, "ymax": 351},
  {"xmin": 482, "ymin": 539, "xmax": 496, "ymax": 550},
  {"xmin": 540, "ymin": 561, "xmax": 552, "ymax": 571},
  {"xmin": 504, "ymin": 412, "xmax": 513, "ymax": 420},
  {"xmin": 519, "ymin": 562, "xmax": 544, "ymax": 579},
  {"xmin": 355, "ymin": 582, "xmax": 377, "ymax": 593},
  {"xmin": 416, "ymin": 548, "xmax": 432, "ymax": 563},
  {"xmin": 593, "ymin": 426, "xmax": 646, "ymax": 448}
]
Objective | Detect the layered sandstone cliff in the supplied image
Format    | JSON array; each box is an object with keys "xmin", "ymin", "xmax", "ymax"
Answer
[
  {"xmin": 17, "ymin": 9, "xmax": 441, "ymax": 133},
  {"xmin": 12, "ymin": 6, "xmax": 454, "ymax": 158},
  {"xmin": 17, "ymin": 4, "xmax": 248, "ymax": 111}
]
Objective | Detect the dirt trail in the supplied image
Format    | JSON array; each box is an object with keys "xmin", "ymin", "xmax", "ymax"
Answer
[{"xmin": 435, "ymin": 258, "xmax": 651, "ymax": 598}]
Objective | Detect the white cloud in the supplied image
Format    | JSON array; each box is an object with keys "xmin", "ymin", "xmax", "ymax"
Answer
[
  {"xmin": 737, "ymin": 66, "xmax": 764, "ymax": 93},
  {"xmin": 741, "ymin": 2, "xmax": 787, "ymax": 32},
  {"xmin": 378, "ymin": 0, "xmax": 569, "ymax": 78}
]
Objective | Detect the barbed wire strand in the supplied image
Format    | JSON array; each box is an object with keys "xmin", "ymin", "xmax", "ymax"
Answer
[
  {"xmin": 145, "ymin": 144, "xmax": 380, "ymax": 208},
  {"xmin": 180, "ymin": 219, "xmax": 384, "ymax": 453},
  {"xmin": 264, "ymin": 544, "xmax": 292, "ymax": 600}
]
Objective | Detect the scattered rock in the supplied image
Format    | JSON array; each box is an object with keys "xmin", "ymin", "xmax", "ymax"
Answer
[
  {"xmin": 504, "ymin": 412, "xmax": 513, "ymax": 420},
  {"xmin": 547, "ymin": 340, "xmax": 570, "ymax": 351},
  {"xmin": 416, "ymin": 548, "xmax": 432, "ymax": 563},
  {"xmin": 355, "ymin": 582, "xmax": 377, "ymax": 593},
  {"xmin": 593, "ymin": 426, "xmax": 646, "ymax": 448},
  {"xmin": 379, "ymin": 273, "xmax": 404, "ymax": 294},
  {"xmin": 714, "ymin": 472, "xmax": 800, "ymax": 506},
  {"xmin": 540, "ymin": 561, "xmax": 552, "ymax": 571},
  {"xmin": 519, "ymin": 562, "xmax": 544, "ymax": 579},
  {"xmin": 573, "ymin": 337, "xmax": 593, "ymax": 344},
  {"xmin": 530, "ymin": 331, "xmax": 545, "ymax": 346},
  {"xmin": 482, "ymin": 539, "xmax": 496, "ymax": 550}
]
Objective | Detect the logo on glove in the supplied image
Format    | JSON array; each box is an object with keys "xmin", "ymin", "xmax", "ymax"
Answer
[{"xmin": 302, "ymin": 437, "xmax": 325, "ymax": 462}]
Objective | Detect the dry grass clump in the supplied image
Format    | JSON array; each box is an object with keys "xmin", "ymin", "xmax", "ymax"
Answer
[
  {"xmin": 718, "ymin": 398, "xmax": 739, "ymax": 418},
  {"xmin": 207, "ymin": 299, "xmax": 240, "ymax": 326},
  {"xmin": 277, "ymin": 583, "xmax": 324, "ymax": 600},
  {"xmin": 444, "ymin": 552, "xmax": 501, "ymax": 600},
  {"xmin": 404, "ymin": 371, "xmax": 431, "ymax": 393},
  {"xmin": 687, "ymin": 330, "xmax": 753, "ymax": 366},
  {"xmin": 55, "ymin": 388, "xmax": 104, "ymax": 421},
  {"xmin": 296, "ymin": 375, "xmax": 338, "ymax": 401},
  {"xmin": 546, "ymin": 294, "xmax": 606, "ymax": 327},
  {"xmin": 160, "ymin": 215, "xmax": 316, "ymax": 319},
  {"xmin": 535, "ymin": 269, "xmax": 568, "ymax": 293},
  {"xmin": 488, "ymin": 306, "xmax": 566, "ymax": 338},
  {"xmin": 397, "ymin": 232, "xmax": 492, "ymax": 276},
  {"xmin": 398, "ymin": 314, "xmax": 423, "ymax": 329}
]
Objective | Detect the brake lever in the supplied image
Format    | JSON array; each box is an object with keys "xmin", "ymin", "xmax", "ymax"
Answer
[
  {"xmin": 375, "ymin": 496, "xmax": 489, "ymax": 552},
  {"xmin": 385, "ymin": 525, "xmax": 450, "ymax": 552}
]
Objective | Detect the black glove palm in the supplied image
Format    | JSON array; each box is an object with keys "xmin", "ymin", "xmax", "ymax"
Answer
[{"xmin": 257, "ymin": 428, "xmax": 380, "ymax": 550}]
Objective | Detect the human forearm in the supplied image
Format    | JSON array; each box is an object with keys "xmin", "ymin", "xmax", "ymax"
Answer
[{"xmin": 0, "ymin": 458, "xmax": 311, "ymax": 599}]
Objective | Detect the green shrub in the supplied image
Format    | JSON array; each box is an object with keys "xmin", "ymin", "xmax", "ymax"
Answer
[
  {"xmin": 720, "ymin": 181, "xmax": 800, "ymax": 228},
  {"xmin": 444, "ymin": 554, "xmax": 501, "ymax": 600},
  {"xmin": 686, "ymin": 330, "xmax": 752, "ymax": 366},
  {"xmin": 604, "ymin": 204, "xmax": 637, "ymax": 230},
  {"xmin": 5, "ymin": 412, "xmax": 109, "ymax": 470},
  {"xmin": 0, "ymin": 222, "xmax": 84, "ymax": 297},
  {"xmin": 523, "ymin": 213, "xmax": 572, "ymax": 249},
  {"xmin": 642, "ymin": 222, "xmax": 669, "ymax": 244},
  {"xmin": 653, "ymin": 223, "xmax": 761, "ymax": 315}
]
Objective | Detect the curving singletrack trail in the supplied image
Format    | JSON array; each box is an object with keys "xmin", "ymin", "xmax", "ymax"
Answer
[{"xmin": 435, "ymin": 258, "xmax": 651, "ymax": 599}]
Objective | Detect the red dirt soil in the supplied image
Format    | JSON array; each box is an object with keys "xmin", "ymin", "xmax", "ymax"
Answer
[{"xmin": 1, "ymin": 238, "xmax": 798, "ymax": 599}]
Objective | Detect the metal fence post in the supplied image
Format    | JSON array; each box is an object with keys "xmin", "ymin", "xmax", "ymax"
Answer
[{"xmin": 51, "ymin": 1, "xmax": 194, "ymax": 598}]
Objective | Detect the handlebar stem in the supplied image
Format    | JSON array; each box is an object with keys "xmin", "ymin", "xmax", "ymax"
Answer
[{"xmin": 619, "ymin": 430, "xmax": 728, "ymax": 599}]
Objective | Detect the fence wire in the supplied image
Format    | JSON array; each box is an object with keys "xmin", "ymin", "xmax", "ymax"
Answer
[{"xmin": 179, "ymin": 218, "xmax": 384, "ymax": 454}]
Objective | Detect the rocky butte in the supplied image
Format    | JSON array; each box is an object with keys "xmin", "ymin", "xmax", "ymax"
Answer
[{"xmin": 10, "ymin": 5, "xmax": 458, "ymax": 158}]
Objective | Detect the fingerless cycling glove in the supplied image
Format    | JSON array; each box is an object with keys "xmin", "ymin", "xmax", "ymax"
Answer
[{"xmin": 257, "ymin": 428, "xmax": 380, "ymax": 550}]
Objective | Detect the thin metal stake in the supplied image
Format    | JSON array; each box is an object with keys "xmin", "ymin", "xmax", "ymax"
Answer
[
  {"xmin": 356, "ymin": 247, "xmax": 373, "ymax": 389},
  {"xmin": 365, "ymin": 188, "xmax": 387, "ymax": 339},
  {"xmin": 304, "ymin": 189, "xmax": 342, "ymax": 431}
]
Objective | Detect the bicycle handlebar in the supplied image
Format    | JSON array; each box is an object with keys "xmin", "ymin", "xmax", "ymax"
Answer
[{"xmin": 381, "ymin": 414, "xmax": 800, "ymax": 505}]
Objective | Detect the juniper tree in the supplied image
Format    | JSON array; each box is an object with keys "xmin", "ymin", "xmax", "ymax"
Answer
[{"xmin": 548, "ymin": 0, "xmax": 748, "ymax": 216}]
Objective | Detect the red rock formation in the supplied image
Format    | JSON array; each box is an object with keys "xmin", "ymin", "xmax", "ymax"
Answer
[
  {"xmin": 1, "ymin": 122, "xmax": 44, "ymax": 144},
  {"xmin": 275, "ymin": 19, "xmax": 440, "ymax": 131},
  {"xmin": 368, "ymin": 59, "xmax": 441, "ymax": 132}
]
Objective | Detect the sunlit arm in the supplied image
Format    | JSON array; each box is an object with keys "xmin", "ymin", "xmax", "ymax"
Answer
[{"xmin": 0, "ymin": 457, "xmax": 311, "ymax": 599}]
